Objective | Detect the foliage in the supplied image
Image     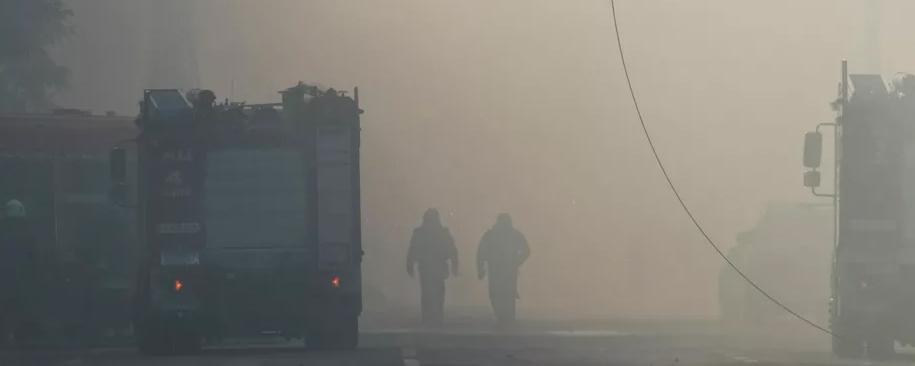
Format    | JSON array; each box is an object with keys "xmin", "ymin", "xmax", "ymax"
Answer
[{"xmin": 0, "ymin": 0, "xmax": 72, "ymax": 112}]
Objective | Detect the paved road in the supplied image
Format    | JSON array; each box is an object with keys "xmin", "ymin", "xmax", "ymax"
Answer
[
  {"xmin": 0, "ymin": 347, "xmax": 404, "ymax": 366},
  {"xmin": 1, "ymin": 326, "xmax": 912, "ymax": 366},
  {"xmin": 375, "ymin": 327, "xmax": 915, "ymax": 366}
]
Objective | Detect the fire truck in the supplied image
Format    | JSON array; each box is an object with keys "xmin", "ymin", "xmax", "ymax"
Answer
[
  {"xmin": 718, "ymin": 203, "xmax": 832, "ymax": 326},
  {"xmin": 803, "ymin": 61, "xmax": 915, "ymax": 358},
  {"xmin": 0, "ymin": 111, "xmax": 137, "ymax": 344},
  {"xmin": 110, "ymin": 84, "xmax": 363, "ymax": 354}
]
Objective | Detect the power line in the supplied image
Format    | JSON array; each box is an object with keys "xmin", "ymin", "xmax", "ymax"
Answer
[{"xmin": 607, "ymin": 0, "xmax": 834, "ymax": 337}]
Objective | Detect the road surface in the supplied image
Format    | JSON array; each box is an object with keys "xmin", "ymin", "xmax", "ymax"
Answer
[{"xmin": 1, "ymin": 323, "xmax": 911, "ymax": 365}]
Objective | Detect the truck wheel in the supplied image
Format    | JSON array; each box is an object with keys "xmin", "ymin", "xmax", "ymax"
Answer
[
  {"xmin": 832, "ymin": 335, "xmax": 864, "ymax": 359},
  {"xmin": 137, "ymin": 324, "xmax": 168, "ymax": 356},
  {"xmin": 12, "ymin": 320, "xmax": 42, "ymax": 347},
  {"xmin": 335, "ymin": 315, "xmax": 358, "ymax": 349},
  {"xmin": 137, "ymin": 322, "xmax": 201, "ymax": 356},
  {"xmin": 306, "ymin": 315, "xmax": 358, "ymax": 350},
  {"xmin": 174, "ymin": 331, "xmax": 203, "ymax": 355},
  {"xmin": 867, "ymin": 337, "xmax": 895, "ymax": 360}
]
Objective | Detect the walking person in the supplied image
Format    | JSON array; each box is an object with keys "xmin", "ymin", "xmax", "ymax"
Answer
[
  {"xmin": 0, "ymin": 200, "xmax": 37, "ymax": 346},
  {"xmin": 477, "ymin": 213, "xmax": 529, "ymax": 326},
  {"xmin": 407, "ymin": 209, "xmax": 459, "ymax": 326}
]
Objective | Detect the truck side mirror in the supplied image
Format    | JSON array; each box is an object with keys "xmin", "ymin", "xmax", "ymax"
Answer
[
  {"xmin": 804, "ymin": 170, "xmax": 821, "ymax": 188},
  {"xmin": 803, "ymin": 132, "xmax": 823, "ymax": 168},
  {"xmin": 110, "ymin": 147, "xmax": 127, "ymax": 204}
]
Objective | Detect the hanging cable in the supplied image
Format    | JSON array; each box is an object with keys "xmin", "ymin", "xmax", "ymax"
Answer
[{"xmin": 608, "ymin": 0, "xmax": 834, "ymax": 337}]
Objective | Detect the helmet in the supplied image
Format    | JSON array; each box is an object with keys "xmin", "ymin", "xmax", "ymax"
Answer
[
  {"xmin": 5, "ymin": 199, "xmax": 25, "ymax": 218},
  {"xmin": 422, "ymin": 208, "xmax": 441, "ymax": 226},
  {"xmin": 496, "ymin": 213, "xmax": 513, "ymax": 227}
]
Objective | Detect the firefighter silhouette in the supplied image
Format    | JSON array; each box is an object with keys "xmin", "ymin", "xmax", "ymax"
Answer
[
  {"xmin": 0, "ymin": 200, "xmax": 37, "ymax": 345},
  {"xmin": 477, "ymin": 213, "xmax": 529, "ymax": 325},
  {"xmin": 407, "ymin": 209, "xmax": 459, "ymax": 326}
]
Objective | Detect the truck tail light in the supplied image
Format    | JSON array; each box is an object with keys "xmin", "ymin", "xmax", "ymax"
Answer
[{"xmin": 330, "ymin": 276, "xmax": 341, "ymax": 289}]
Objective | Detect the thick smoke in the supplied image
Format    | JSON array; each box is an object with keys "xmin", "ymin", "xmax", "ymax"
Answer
[{"xmin": 50, "ymin": 0, "xmax": 915, "ymax": 322}]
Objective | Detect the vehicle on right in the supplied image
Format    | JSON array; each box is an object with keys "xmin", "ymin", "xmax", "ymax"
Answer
[{"xmin": 804, "ymin": 61, "xmax": 915, "ymax": 359}]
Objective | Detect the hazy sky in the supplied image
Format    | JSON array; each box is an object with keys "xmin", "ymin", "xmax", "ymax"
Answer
[{"xmin": 51, "ymin": 0, "xmax": 915, "ymax": 319}]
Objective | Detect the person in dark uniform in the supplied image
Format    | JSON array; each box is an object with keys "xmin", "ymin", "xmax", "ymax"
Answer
[
  {"xmin": 407, "ymin": 209, "xmax": 459, "ymax": 326},
  {"xmin": 477, "ymin": 213, "xmax": 529, "ymax": 326},
  {"xmin": 71, "ymin": 204, "xmax": 131, "ymax": 342},
  {"xmin": 0, "ymin": 200, "xmax": 37, "ymax": 346}
]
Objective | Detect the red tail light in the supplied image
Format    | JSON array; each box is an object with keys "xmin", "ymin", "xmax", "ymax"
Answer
[{"xmin": 330, "ymin": 276, "xmax": 341, "ymax": 289}]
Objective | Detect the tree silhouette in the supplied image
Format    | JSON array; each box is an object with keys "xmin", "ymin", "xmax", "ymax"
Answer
[{"xmin": 0, "ymin": 0, "xmax": 72, "ymax": 112}]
